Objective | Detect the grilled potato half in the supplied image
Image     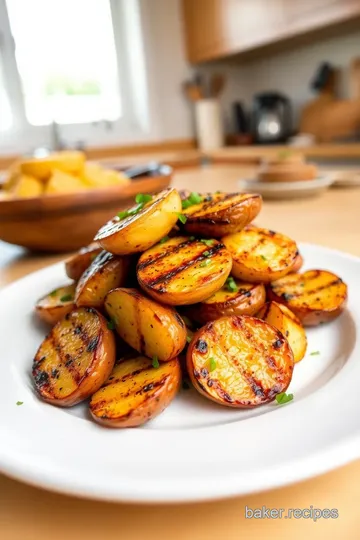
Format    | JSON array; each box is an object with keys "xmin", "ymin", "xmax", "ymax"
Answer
[
  {"xmin": 268, "ymin": 270, "xmax": 347, "ymax": 326},
  {"xmin": 137, "ymin": 236, "xmax": 232, "ymax": 305},
  {"xmin": 90, "ymin": 355, "xmax": 181, "ymax": 427},
  {"xmin": 75, "ymin": 250, "xmax": 129, "ymax": 309},
  {"xmin": 32, "ymin": 307, "xmax": 116, "ymax": 407},
  {"xmin": 182, "ymin": 192, "xmax": 262, "ymax": 237},
  {"xmin": 35, "ymin": 283, "xmax": 76, "ymax": 325},
  {"xmin": 223, "ymin": 226, "xmax": 298, "ymax": 282},
  {"xmin": 105, "ymin": 288, "xmax": 187, "ymax": 362},
  {"xmin": 186, "ymin": 280, "xmax": 266, "ymax": 324},
  {"xmin": 257, "ymin": 301, "xmax": 307, "ymax": 363},
  {"xmin": 65, "ymin": 242, "xmax": 102, "ymax": 281},
  {"xmin": 187, "ymin": 315, "xmax": 294, "ymax": 408},
  {"xmin": 94, "ymin": 188, "xmax": 182, "ymax": 255}
]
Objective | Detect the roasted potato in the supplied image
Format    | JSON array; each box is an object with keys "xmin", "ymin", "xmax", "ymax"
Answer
[
  {"xmin": 222, "ymin": 226, "xmax": 298, "ymax": 282},
  {"xmin": 45, "ymin": 169, "xmax": 87, "ymax": 194},
  {"xmin": 267, "ymin": 270, "xmax": 347, "ymax": 326},
  {"xmin": 32, "ymin": 307, "xmax": 116, "ymax": 407},
  {"xmin": 75, "ymin": 250, "xmax": 129, "ymax": 309},
  {"xmin": 292, "ymin": 252, "xmax": 304, "ymax": 273},
  {"xmin": 35, "ymin": 283, "xmax": 76, "ymax": 325},
  {"xmin": 137, "ymin": 236, "xmax": 232, "ymax": 305},
  {"xmin": 187, "ymin": 315, "xmax": 294, "ymax": 408},
  {"xmin": 182, "ymin": 192, "xmax": 262, "ymax": 237},
  {"xmin": 94, "ymin": 188, "xmax": 182, "ymax": 255},
  {"xmin": 65, "ymin": 242, "xmax": 102, "ymax": 281},
  {"xmin": 21, "ymin": 151, "xmax": 85, "ymax": 180},
  {"xmin": 257, "ymin": 301, "xmax": 307, "ymax": 363},
  {"xmin": 11, "ymin": 174, "xmax": 43, "ymax": 198},
  {"xmin": 105, "ymin": 288, "xmax": 187, "ymax": 362},
  {"xmin": 90, "ymin": 355, "xmax": 181, "ymax": 427},
  {"xmin": 186, "ymin": 280, "xmax": 266, "ymax": 324}
]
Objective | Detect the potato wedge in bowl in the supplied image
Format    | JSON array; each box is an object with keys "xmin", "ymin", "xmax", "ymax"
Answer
[
  {"xmin": 75, "ymin": 250, "xmax": 130, "ymax": 308},
  {"xmin": 95, "ymin": 188, "xmax": 182, "ymax": 255},
  {"xmin": 105, "ymin": 288, "xmax": 187, "ymax": 362},
  {"xmin": 137, "ymin": 236, "xmax": 232, "ymax": 305},
  {"xmin": 186, "ymin": 279, "xmax": 266, "ymax": 324},
  {"xmin": 181, "ymin": 192, "xmax": 262, "ymax": 237},
  {"xmin": 90, "ymin": 355, "xmax": 181, "ymax": 427},
  {"xmin": 257, "ymin": 301, "xmax": 307, "ymax": 363},
  {"xmin": 267, "ymin": 270, "xmax": 347, "ymax": 326},
  {"xmin": 222, "ymin": 226, "xmax": 298, "ymax": 282},
  {"xmin": 35, "ymin": 283, "xmax": 76, "ymax": 325},
  {"xmin": 65, "ymin": 242, "xmax": 102, "ymax": 281},
  {"xmin": 187, "ymin": 315, "xmax": 294, "ymax": 408},
  {"xmin": 32, "ymin": 307, "xmax": 116, "ymax": 407}
]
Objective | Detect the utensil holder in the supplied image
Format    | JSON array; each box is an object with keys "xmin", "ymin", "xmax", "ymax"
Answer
[{"xmin": 194, "ymin": 99, "xmax": 224, "ymax": 150}]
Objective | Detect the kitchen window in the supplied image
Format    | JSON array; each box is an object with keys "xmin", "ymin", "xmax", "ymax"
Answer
[{"xmin": 0, "ymin": 0, "xmax": 147, "ymax": 154}]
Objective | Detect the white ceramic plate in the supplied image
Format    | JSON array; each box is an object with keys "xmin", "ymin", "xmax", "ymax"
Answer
[
  {"xmin": 0, "ymin": 243, "xmax": 359, "ymax": 503},
  {"xmin": 239, "ymin": 176, "xmax": 334, "ymax": 199}
]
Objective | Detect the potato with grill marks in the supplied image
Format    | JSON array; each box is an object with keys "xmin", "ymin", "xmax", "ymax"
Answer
[
  {"xmin": 94, "ymin": 188, "xmax": 182, "ymax": 255},
  {"xmin": 65, "ymin": 242, "xmax": 102, "ymax": 281},
  {"xmin": 186, "ymin": 315, "xmax": 294, "ymax": 408},
  {"xmin": 257, "ymin": 301, "xmax": 307, "ymax": 363},
  {"xmin": 105, "ymin": 288, "xmax": 187, "ymax": 362},
  {"xmin": 182, "ymin": 192, "xmax": 262, "ymax": 237},
  {"xmin": 267, "ymin": 270, "xmax": 347, "ymax": 326},
  {"xmin": 185, "ymin": 280, "xmax": 266, "ymax": 325},
  {"xmin": 32, "ymin": 307, "xmax": 116, "ymax": 407},
  {"xmin": 90, "ymin": 355, "xmax": 181, "ymax": 427},
  {"xmin": 222, "ymin": 226, "xmax": 298, "ymax": 283},
  {"xmin": 75, "ymin": 250, "xmax": 130, "ymax": 309},
  {"xmin": 137, "ymin": 236, "xmax": 232, "ymax": 305},
  {"xmin": 35, "ymin": 283, "xmax": 76, "ymax": 325}
]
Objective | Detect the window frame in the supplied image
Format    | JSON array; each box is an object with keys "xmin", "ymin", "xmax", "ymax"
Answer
[{"xmin": 0, "ymin": 0, "xmax": 148, "ymax": 154}]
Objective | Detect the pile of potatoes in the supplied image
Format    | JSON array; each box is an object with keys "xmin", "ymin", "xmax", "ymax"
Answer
[
  {"xmin": 2, "ymin": 150, "xmax": 129, "ymax": 198},
  {"xmin": 32, "ymin": 188, "xmax": 348, "ymax": 427}
]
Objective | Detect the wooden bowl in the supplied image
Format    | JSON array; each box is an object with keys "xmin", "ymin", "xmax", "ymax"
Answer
[{"xmin": 0, "ymin": 164, "xmax": 172, "ymax": 252}]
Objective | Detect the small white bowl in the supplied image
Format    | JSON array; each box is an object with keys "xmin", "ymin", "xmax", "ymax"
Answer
[{"xmin": 238, "ymin": 175, "xmax": 335, "ymax": 200}]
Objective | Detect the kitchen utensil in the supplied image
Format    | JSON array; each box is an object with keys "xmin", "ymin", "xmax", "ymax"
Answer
[
  {"xmin": 195, "ymin": 99, "xmax": 224, "ymax": 150},
  {"xmin": 252, "ymin": 93, "xmax": 292, "ymax": 144}
]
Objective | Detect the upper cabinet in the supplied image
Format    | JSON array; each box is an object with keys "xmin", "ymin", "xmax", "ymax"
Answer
[{"xmin": 182, "ymin": 0, "xmax": 360, "ymax": 63}]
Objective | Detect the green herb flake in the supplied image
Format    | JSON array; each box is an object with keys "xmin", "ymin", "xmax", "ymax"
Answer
[
  {"xmin": 186, "ymin": 335, "xmax": 192, "ymax": 343},
  {"xmin": 182, "ymin": 199, "xmax": 193, "ymax": 210},
  {"xmin": 176, "ymin": 213, "xmax": 187, "ymax": 224},
  {"xmin": 182, "ymin": 380, "xmax": 191, "ymax": 390},
  {"xmin": 310, "ymin": 351, "xmax": 320, "ymax": 356},
  {"xmin": 182, "ymin": 316, "xmax": 193, "ymax": 328},
  {"xmin": 16, "ymin": 401, "xmax": 23, "ymax": 406},
  {"xmin": 160, "ymin": 236, "xmax": 169, "ymax": 244},
  {"xmin": 200, "ymin": 259, "xmax": 211, "ymax": 267},
  {"xmin": 49, "ymin": 289, "xmax": 58, "ymax": 297},
  {"xmin": 189, "ymin": 236, "xmax": 195, "ymax": 241},
  {"xmin": 203, "ymin": 250, "xmax": 210, "ymax": 257},
  {"xmin": 60, "ymin": 294, "xmax": 73, "ymax": 303},
  {"xmin": 135, "ymin": 193, "xmax": 152, "ymax": 204},
  {"xmin": 260, "ymin": 255, "xmax": 267, "ymax": 261},
  {"xmin": 209, "ymin": 357, "xmax": 217, "ymax": 372},
  {"xmin": 152, "ymin": 356, "xmax": 160, "ymax": 369},
  {"xmin": 225, "ymin": 277, "xmax": 238, "ymax": 293},
  {"xmin": 117, "ymin": 210, "xmax": 129, "ymax": 220},
  {"xmin": 188, "ymin": 192, "xmax": 203, "ymax": 204},
  {"xmin": 200, "ymin": 239, "xmax": 214, "ymax": 247},
  {"xmin": 107, "ymin": 319, "xmax": 116, "ymax": 330},
  {"xmin": 128, "ymin": 202, "xmax": 145, "ymax": 216},
  {"xmin": 215, "ymin": 190, "xmax": 221, "ymax": 194},
  {"xmin": 275, "ymin": 392, "xmax": 293, "ymax": 405}
]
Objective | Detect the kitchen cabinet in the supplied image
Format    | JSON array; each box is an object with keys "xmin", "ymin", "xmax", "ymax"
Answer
[{"xmin": 182, "ymin": 0, "xmax": 360, "ymax": 63}]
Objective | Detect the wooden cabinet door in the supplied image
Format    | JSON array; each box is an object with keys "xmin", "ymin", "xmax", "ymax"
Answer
[{"xmin": 286, "ymin": 0, "xmax": 360, "ymax": 33}]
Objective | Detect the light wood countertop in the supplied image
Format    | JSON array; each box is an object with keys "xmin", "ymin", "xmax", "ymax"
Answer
[{"xmin": 1, "ymin": 164, "xmax": 360, "ymax": 540}]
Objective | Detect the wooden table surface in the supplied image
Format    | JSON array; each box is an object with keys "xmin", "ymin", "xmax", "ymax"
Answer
[{"xmin": 1, "ymin": 164, "xmax": 360, "ymax": 540}]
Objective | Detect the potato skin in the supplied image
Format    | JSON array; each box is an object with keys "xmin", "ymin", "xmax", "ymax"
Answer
[
  {"xmin": 75, "ymin": 250, "xmax": 129, "ymax": 308},
  {"xmin": 105, "ymin": 288, "xmax": 187, "ymax": 362},
  {"xmin": 187, "ymin": 315, "xmax": 294, "ymax": 408},
  {"xmin": 90, "ymin": 355, "xmax": 181, "ymax": 427},
  {"xmin": 256, "ymin": 301, "xmax": 307, "ymax": 363},
  {"xmin": 137, "ymin": 236, "xmax": 232, "ymax": 305},
  {"xmin": 267, "ymin": 269, "xmax": 348, "ymax": 326},
  {"xmin": 35, "ymin": 283, "xmax": 76, "ymax": 325},
  {"xmin": 94, "ymin": 188, "xmax": 182, "ymax": 255},
  {"xmin": 186, "ymin": 281, "xmax": 266, "ymax": 324},
  {"xmin": 182, "ymin": 192, "xmax": 262, "ymax": 237},
  {"xmin": 292, "ymin": 252, "xmax": 304, "ymax": 273},
  {"xmin": 65, "ymin": 242, "xmax": 102, "ymax": 281},
  {"xmin": 222, "ymin": 226, "xmax": 298, "ymax": 282},
  {"xmin": 32, "ymin": 307, "xmax": 116, "ymax": 407}
]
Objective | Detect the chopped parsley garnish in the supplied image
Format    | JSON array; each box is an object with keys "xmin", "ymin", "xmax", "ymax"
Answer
[
  {"xmin": 186, "ymin": 335, "xmax": 192, "ymax": 343},
  {"xmin": 181, "ymin": 191, "xmax": 203, "ymax": 209},
  {"xmin": 275, "ymin": 392, "xmax": 293, "ymax": 405},
  {"xmin": 310, "ymin": 351, "xmax": 320, "ymax": 356},
  {"xmin": 182, "ymin": 316, "xmax": 193, "ymax": 328},
  {"xmin": 202, "ymin": 250, "xmax": 210, "ymax": 257},
  {"xmin": 60, "ymin": 294, "xmax": 73, "ymax": 302},
  {"xmin": 160, "ymin": 236, "xmax": 169, "ymax": 244},
  {"xmin": 135, "ymin": 193, "xmax": 152, "ymax": 204},
  {"xmin": 117, "ymin": 199, "xmax": 148, "ymax": 220},
  {"xmin": 260, "ymin": 255, "xmax": 267, "ymax": 261},
  {"xmin": 225, "ymin": 277, "xmax": 238, "ymax": 293},
  {"xmin": 49, "ymin": 289, "xmax": 58, "ymax": 297},
  {"xmin": 209, "ymin": 357, "xmax": 217, "ymax": 371},
  {"xmin": 200, "ymin": 239, "xmax": 214, "ymax": 247},
  {"xmin": 176, "ymin": 213, "xmax": 187, "ymax": 224},
  {"xmin": 152, "ymin": 356, "xmax": 160, "ymax": 368},
  {"xmin": 107, "ymin": 319, "xmax": 116, "ymax": 330},
  {"xmin": 200, "ymin": 259, "xmax": 211, "ymax": 267},
  {"xmin": 16, "ymin": 401, "xmax": 23, "ymax": 406}
]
